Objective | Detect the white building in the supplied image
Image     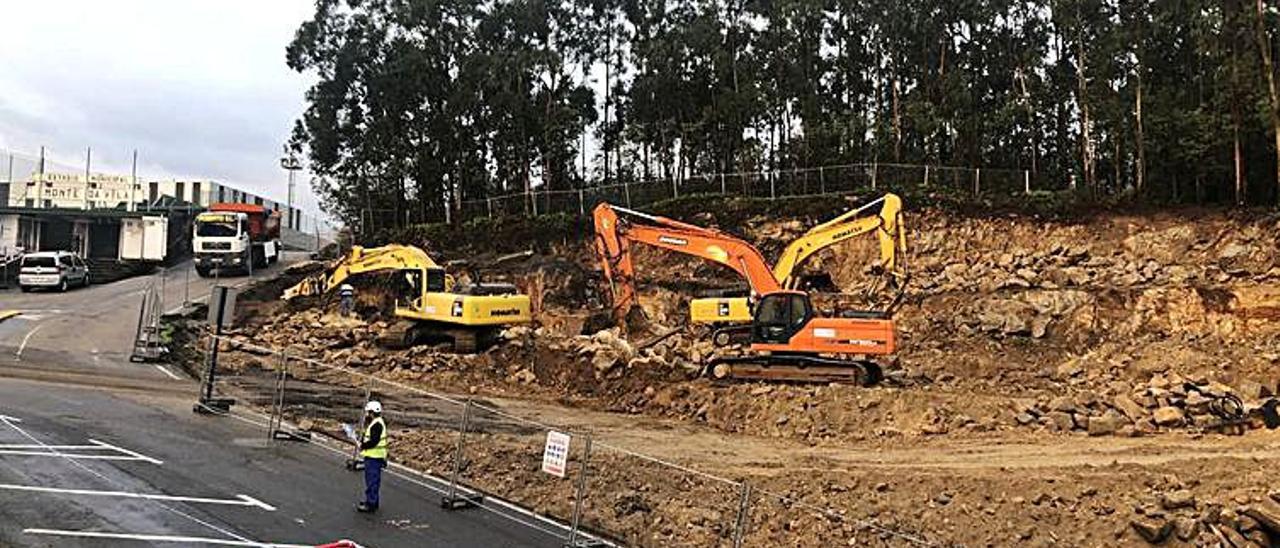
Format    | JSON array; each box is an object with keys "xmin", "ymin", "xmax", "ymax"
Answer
[{"xmin": 1, "ymin": 171, "xmax": 306, "ymax": 261}]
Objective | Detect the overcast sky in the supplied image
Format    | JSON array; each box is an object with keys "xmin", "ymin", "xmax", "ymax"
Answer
[{"xmin": 0, "ymin": 0, "xmax": 322, "ymax": 214}]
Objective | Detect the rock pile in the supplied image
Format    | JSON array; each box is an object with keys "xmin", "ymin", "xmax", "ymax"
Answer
[
  {"xmin": 1130, "ymin": 486, "xmax": 1280, "ymax": 546},
  {"xmin": 1013, "ymin": 372, "xmax": 1277, "ymax": 435}
]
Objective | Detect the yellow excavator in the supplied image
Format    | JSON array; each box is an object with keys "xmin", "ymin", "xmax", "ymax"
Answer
[
  {"xmin": 688, "ymin": 193, "xmax": 908, "ymax": 345},
  {"xmin": 283, "ymin": 245, "xmax": 532, "ymax": 352}
]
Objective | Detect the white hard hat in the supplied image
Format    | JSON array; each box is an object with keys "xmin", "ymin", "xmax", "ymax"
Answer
[{"xmin": 365, "ymin": 400, "xmax": 382, "ymax": 414}]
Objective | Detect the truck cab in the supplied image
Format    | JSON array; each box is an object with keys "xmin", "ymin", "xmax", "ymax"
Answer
[{"xmin": 193, "ymin": 206, "xmax": 280, "ymax": 277}]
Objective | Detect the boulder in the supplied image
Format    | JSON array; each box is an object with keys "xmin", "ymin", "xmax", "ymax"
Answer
[
  {"xmin": 1047, "ymin": 411, "xmax": 1075, "ymax": 431},
  {"xmin": 1153, "ymin": 407, "xmax": 1185, "ymax": 428},
  {"xmin": 1088, "ymin": 412, "xmax": 1123, "ymax": 436},
  {"xmin": 1161, "ymin": 489, "xmax": 1195, "ymax": 510},
  {"xmin": 1113, "ymin": 395, "xmax": 1147, "ymax": 422},
  {"xmin": 1130, "ymin": 518, "xmax": 1174, "ymax": 544}
]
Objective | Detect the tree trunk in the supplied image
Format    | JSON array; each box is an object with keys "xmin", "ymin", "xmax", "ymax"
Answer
[
  {"xmin": 1134, "ymin": 68, "xmax": 1146, "ymax": 193},
  {"xmin": 1254, "ymin": 0, "xmax": 1280, "ymax": 203},
  {"xmin": 1075, "ymin": 35, "xmax": 1095, "ymax": 192},
  {"xmin": 892, "ymin": 75, "xmax": 902, "ymax": 162},
  {"xmin": 1234, "ymin": 107, "xmax": 1246, "ymax": 205}
]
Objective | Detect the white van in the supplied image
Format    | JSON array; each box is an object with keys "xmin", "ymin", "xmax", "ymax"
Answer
[{"xmin": 18, "ymin": 251, "xmax": 91, "ymax": 292}]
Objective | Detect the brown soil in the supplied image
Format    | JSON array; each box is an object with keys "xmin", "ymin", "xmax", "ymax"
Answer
[{"xmin": 185, "ymin": 203, "xmax": 1280, "ymax": 547}]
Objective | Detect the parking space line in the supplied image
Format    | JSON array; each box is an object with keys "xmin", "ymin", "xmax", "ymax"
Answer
[
  {"xmin": 155, "ymin": 365, "xmax": 182, "ymax": 380},
  {"xmin": 0, "ymin": 450, "xmax": 154, "ymax": 461},
  {"xmin": 89, "ymin": 438, "xmax": 164, "ymax": 465},
  {"xmin": 0, "ymin": 414, "xmax": 261, "ymax": 544},
  {"xmin": 23, "ymin": 529, "xmax": 313, "ymax": 547},
  {"xmin": 14, "ymin": 322, "xmax": 45, "ymax": 360},
  {"xmin": 0, "ymin": 484, "xmax": 277, "ymax": 510}
]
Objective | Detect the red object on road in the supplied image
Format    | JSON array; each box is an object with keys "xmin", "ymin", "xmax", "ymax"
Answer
[{"xmin": 316, "ymin": 541, "xmax": 363, "ymax": 548}]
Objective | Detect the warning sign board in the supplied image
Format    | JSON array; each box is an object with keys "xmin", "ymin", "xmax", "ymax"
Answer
[{"xmin": 541, "ymin": 431, "xmax": 571, "ymax": 478}]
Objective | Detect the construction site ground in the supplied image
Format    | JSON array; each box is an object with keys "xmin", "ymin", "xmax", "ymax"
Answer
[{"xmin": 179, "ymin": 194, "xmax": 1280, "ymax": 547}]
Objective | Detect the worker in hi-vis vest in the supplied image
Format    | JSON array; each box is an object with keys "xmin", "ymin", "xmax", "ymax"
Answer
[{"xmin": 356, "ymin": 400, "xmax": 388, "ymax": 513}]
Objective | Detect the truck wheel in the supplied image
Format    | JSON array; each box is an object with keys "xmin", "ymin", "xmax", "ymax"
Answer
[
  {"xmin": 20, "ymin": 286, "xmax": 31, "ymax": 293},
  {"xmin": 195, "ymin": 266, "xmax": 210, "ymax": 278},
  {"xmin": 58, "ymin": 278, "xmax": 68, "ymax": 292}
]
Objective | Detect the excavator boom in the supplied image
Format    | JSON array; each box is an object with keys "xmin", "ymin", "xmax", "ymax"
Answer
[
  {"xmin": 283, "ymin": 245, "xmax": 444, "ymax": 300},
  {"xmin": 772, "ymin": 193, "xmax": 907, "ymax": 289},
  {"xmin": 594, "ymin": 203, "xmax": 781, "ymax": 323},
  {"xmin": 691, "ymin": 193, "xmax": 908, "ymax": 326}
]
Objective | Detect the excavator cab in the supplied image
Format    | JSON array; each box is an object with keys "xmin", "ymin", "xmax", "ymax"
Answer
[{"xmin": 753, "ymin": 292, "xmax": 812, "ymax": 345}]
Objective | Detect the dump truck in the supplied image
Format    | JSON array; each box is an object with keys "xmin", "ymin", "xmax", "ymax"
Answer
[{"xmin": 193, "ymin": 203, "xmax": 281, "ymax": 277}]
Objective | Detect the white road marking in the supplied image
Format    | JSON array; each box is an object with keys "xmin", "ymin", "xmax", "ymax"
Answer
[
  {"xmin": 88, "ymin": 438, "xmax": 164, "ymax": 465},
  {"xmin": 23, "ymin": 530, "xmax": 312, "ymax": 547},
  {"xmin": 14, "ymin": 322, "xmax": 45, "ymax": 360},
  {"xmin": 0, "ymin": 450, "xmax": 152, "ymax": 461},
  {"xmin": 0, "ymin": 484, "xmax": 276, "ymax": 510},
  {"xmin": 155, "ymin": 364, "xmax": 182, "ymax": 380},
  {"xmin": 0, "ymin": 414, "xmax": 259, "ymax": 543},
  {"xmin": 0, "ymin": 444, "xmax": 104, "ymax": 450}
]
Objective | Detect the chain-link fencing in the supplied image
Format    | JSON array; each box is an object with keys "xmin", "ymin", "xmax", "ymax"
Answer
[{"xmin": 454, "ymin": 163, "xmax": 1044, "ymax": 224}]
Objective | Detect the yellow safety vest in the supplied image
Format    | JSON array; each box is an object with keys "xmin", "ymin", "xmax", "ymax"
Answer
[{"xmin": 360, "ymin": 416, "xmax": 388, "ymax": 460}]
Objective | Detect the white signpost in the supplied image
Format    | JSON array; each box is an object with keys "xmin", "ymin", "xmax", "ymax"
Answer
[{"xmin": 541, "ymin": 431, "xmax": 570, "ymax": 478}]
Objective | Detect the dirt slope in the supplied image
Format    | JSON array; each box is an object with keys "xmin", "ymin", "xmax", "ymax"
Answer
[{"xmin": 200, "ymin": 201, "xmax": 1280, "ymax": 546}]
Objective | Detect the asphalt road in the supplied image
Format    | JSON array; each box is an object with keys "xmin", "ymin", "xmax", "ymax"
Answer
[{"xmin": 0, "ymin": 258, "xmax": 576, "ymax": 547}]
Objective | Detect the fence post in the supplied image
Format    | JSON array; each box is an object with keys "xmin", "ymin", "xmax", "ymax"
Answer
[
  {"xmin": 486, "ymin": 198, "xmax": 493, "ymax": 219},
  {"xmin": 769, "ymin": 171, "xmax": 776, "ymax": 200},
  {"xmin": 720, "ymin": 172, "xmax": 727, "ymax": 195},
  {"xmin": 268, "ymin": 353, "xmax": 284, "ymax": 439},
  {"xmin": 871, "ymin": 163, "xmax": 878, "ymax": 190},
  {"xmin": 531, "ymin": 190, "xmax": 539, "ymax": 217},
  {"xmin": 578, "ymin": 189, "xmax": 585, "ymax": 215},
  {"xmin": 924, "ymin": 165, "xmax": 931, "ymax": 187},
  {"xmin": 1024, "ymin": 170, "xmax": 1031, "ymax": 194},
  {"xmin": 672, "ymin": 176, "xmax": 679, "ymax": 200},
  {"xmin": 819, "ymin": 166, "xmax": 826, "ymax": 194},
  {"xmin": 566, "ymin": 434, "xmax": 594, "ymax": 546},
  {"xmin": 624, "ymin": 180, "xmax": 632, "ymax": 207},
  {"xmin": 442, "ymin": 399, "xmax": 481, "ymax": 509},
  {"xmin": 732, "ymin": 481, "xmax": 753, "ymax": 548},
  {"xmin": 974, "ymin": 168, "xmax": 981, "ymax": 197}
]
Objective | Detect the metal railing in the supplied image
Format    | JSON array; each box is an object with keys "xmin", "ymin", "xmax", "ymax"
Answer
[{"xmin": 192, "ymin": 332, "xmax": 939, "ymax": 547}]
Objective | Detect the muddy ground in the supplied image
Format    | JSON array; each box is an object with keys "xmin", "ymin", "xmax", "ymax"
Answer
[{"xmin": 179, "ymin": 197, "xmax": 1280, "ymax": 547}]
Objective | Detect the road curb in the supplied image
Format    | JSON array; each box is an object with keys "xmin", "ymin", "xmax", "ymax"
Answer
[{"xmin": 0, "ymin": 310, "xmax": 20, "ymax": 323}]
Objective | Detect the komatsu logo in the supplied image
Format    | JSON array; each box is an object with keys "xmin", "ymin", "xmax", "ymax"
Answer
[
  {"xmin": 658, "ymin": 236, "xmax": 688, "ymax": 246},
  {"xmin": 491, "ymin": 308, "xmax": 523, "ymax": 317}
]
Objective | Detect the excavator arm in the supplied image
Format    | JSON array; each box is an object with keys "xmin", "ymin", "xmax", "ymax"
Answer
[
  {"xmin": 282, "ymin": 245, "xmax": 449, "ymax": 300},
  {"xmin": 772, "ymin": 193, "xmax": 907, "ymax": 290},
  {"xmin": 593, "ymin": 203, "xmax": 782, "ymax": 323}
]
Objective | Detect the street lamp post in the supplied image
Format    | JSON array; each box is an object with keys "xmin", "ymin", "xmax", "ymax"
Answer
[{"xmin": 280, "ymin": 154, "xmax": 302, "ymax": 232}]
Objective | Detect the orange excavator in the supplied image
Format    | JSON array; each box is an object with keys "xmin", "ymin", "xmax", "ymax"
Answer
[{"xmin": 593, "ymin": 203, "xmax": 891, "ymax": 384}]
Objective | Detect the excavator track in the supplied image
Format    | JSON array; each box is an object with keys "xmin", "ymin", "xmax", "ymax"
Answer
[
  {"xmin": 705, "ymin": 354, "xmax": 882, "ymax": 386},
  {"xmin": 377, "ymin": 321, "xmax": 492, "ymax": 354}
]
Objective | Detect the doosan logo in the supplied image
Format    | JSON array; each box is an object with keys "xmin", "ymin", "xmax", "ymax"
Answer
[{"xmin": 658, "ymin": 236, "xmax": 688, "ymax": 246}]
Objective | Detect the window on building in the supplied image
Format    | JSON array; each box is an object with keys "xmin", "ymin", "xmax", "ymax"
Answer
[
  {"xmin": 218, "ymin": 186, "xmax": 225, "ymax": 202},
  {"xmin": 254, "ymin": 196, "xmax": 263, "ymax": 206},
  {"xmin": 149, "ymin": 182, "xmax": 158, "ymax": 203},
  {"xmin": 192, "ymin": 182, "xmax": 202, "ymax": 206},
  {"xmin": 175, "ymin": 182, "xmax": 185, "ymax": 202}
]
